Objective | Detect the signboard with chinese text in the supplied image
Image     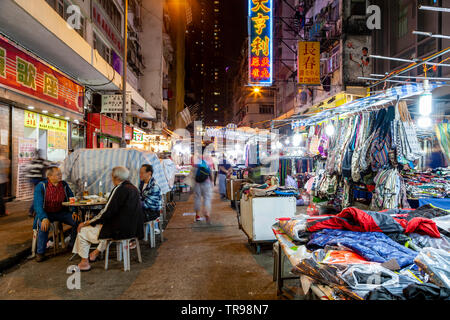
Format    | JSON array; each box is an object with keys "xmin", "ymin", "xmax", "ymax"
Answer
[
  {"xmin": 24, "ymin": 111, "xmax": 68, "ymax": 132},
  {"xmin": 297, "ymin": 41, "xmax": 321, "ymax": 85},
  {"xmin": 101, "ymin": 94, "xmax": 132, "ymax": 113},
  {"xmin": 0, "ymin": 36, "xmax": 84, "ymax": 114},
  {"xmin": 24, "ymin": 110, "xmax": 37, "ymax": 128},
  {"xmin": 248, "ymin": 0, "xmax": 273, "ymax": 86},
  {"xmin": 92, "ymin": 4, "xmax": 123, "ymax": 54}
]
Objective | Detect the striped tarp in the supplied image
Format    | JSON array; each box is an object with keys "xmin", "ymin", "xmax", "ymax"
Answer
[{"xmin": 61, "ymin": 148, "xmax": 170, "ymax": 196}]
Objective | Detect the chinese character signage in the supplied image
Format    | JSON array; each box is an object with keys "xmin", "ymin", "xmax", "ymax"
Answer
[
  {"xmin": 101, "ymin": 94, "xmax": 132, "ymax": 113},
  {"xmin": 248, "ymin": 0, "xmax": 273, "ymax": 86},
  {"xmin": 297, "ymin": 41, "xmax": 320, "ymax": 85},
  {"xmin": 92, "ymin": 4, "xmax": 123, "ymax": 54},
  {"xmin": 0, "ymin": 35, "xmax": 84, "ymax": 114},
  {"xmin": 24, "ymin": 110, "xmax": 37, "ymax": 128},
  {"xmin": 24, "ymin": 111, "xmax": 67, "ymax": 132}
]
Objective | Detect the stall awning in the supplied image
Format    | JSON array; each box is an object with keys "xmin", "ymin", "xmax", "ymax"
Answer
[{"xmin": 293, "ymin": 83, "xmax": 442, "ymax": 127}]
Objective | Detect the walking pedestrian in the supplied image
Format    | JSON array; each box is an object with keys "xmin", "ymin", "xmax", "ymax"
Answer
[
  {"xmin": 25, "ymin": 149, "xmax": 55, "ymax": 217},
  {"xmin": 0, "ymin": 151, "xmax": 10, "ymax": 217},
  {"xmin": 211, "ymin": 152, "xmax": 219, "ymax": 186},
  {"xmin": 218, "ymin": 155, "xmax": 232, "ymax": 200},
  {"xmin": 193, "ymin": 151, "xmax": 212, "ymax": 224}
]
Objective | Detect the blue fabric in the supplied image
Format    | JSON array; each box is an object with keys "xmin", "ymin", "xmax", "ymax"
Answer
[
  {"xmin": 307, "ymin": 229, "xmax": 418, "ymax": 268},
  {"xmin": 36, "ymin": 211, "xmax": 77, "ymax": 254},
  {"xmin": 219, "ymin": 173, "xmax": 227, "ymax": 196},
  {"xmin": 139, "ymin": 177, "xmax": 162, "ymax": 211},
  {"xmin": 33, "ymin": 180, "xmax": 75, "ymax": 229},
  {"xmin": 418, "ymin": 198, "xmax": 450, "ymax": 210}
]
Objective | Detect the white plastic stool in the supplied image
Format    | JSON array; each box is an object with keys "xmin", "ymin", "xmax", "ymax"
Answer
[
  {"xmin": 143, "ymin": 217, "xmax": 164, "ymax": 248},
  {"xmin": 104, "ymin": 238, "xmax": 142, "ymax": 271}
]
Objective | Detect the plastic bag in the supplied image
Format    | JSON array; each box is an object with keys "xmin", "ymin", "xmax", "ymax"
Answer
[
  {"xmin": 337, "ymin": 264, "xmax": 400, "ymax": 291},
  {"xmin": 414, "ymin": 247, "xmax": 450, "ymax": 288}
]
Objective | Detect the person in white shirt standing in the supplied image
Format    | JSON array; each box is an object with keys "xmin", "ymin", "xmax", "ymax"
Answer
[{"xmin": 211, "ymin": 152, "xmax": 219, "ymax": 186}]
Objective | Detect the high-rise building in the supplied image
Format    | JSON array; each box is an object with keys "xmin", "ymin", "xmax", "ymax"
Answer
[{"xmin": 185, "ymin": 0, "xmax": 226, "ymax": 126}]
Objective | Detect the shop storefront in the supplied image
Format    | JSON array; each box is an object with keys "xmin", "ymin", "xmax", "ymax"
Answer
[
  {"xmin": 0, "ymin": 35, "xmax": 84, "ymax": 200},
  {"xmin": 128, "ymin": 128, "xmax": 171, "ymax": 153},
  {"xmin": 86, "ymin": 113, "xmax": 133, "ymax": 149}
]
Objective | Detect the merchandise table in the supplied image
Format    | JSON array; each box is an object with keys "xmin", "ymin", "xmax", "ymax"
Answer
[{"xmin": 272, "ymin": 225, "xmax": 338, "ymax": 300}]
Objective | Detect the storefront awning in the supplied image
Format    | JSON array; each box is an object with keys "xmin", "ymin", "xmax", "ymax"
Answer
[{"xmin": 292, "ymin": 83, "xmax": 443, "ymax": 127}]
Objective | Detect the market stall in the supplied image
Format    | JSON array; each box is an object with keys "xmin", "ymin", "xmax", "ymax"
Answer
[{"xmin": 271, "ymin": 204, "xmax": 450, "ymax": 300}]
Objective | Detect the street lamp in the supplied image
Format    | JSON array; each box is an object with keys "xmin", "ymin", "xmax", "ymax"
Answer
[{"xmin": 121, "ymin": 0, "xmax": 128, "ymax": 148}]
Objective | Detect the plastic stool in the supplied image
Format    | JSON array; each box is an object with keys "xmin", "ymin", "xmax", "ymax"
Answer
[
  {"xmin": 104, "ymin": 238, "xmax": 142, "ymax": 271},
  {"xmin": 143, "ymin": 217, "xmax": 164, "ymax": 248}
]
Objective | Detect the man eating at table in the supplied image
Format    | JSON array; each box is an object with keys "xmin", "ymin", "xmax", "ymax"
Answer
[
  {"xmin": 72, "ymin": 166, "xmax": 144, "ymax": 271},
  {"xmin": 34, "ymin": 166, "xmax": 78, "ymax": 262}
]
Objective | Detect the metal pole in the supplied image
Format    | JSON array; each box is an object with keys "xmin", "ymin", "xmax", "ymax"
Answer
[{"xmin": 121, "ymin": 0, "xmax": 128, "ymax": 148}]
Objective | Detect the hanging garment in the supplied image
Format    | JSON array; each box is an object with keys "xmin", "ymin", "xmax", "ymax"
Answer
[
  {"xmin": 436, "ymin": 123, "xmax": 450, "ymax": 164},
  {"xmin": 343, "ymin": 115, "xmax": 361, "ymax": 178}
]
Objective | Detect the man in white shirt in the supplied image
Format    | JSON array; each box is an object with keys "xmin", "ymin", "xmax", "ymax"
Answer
[{"xmin": 211, "ymin": 153, "xmax": 219, "ymax": 186}]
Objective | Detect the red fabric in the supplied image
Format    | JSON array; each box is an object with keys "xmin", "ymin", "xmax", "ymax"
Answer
[
  {"xmin": 404, "ymin": 217, "xmax": 441, "ymax": 238},
  {"xmin": 307, "ymin": 207, "xmax": 383, "ymax": 233},
  {"xmin": 44, "ymin": 182, "xmax": 65, "ymax": 213},
  {"xmin": 307, "ymin": 207, "xmax": 441, "ymax": 238}
]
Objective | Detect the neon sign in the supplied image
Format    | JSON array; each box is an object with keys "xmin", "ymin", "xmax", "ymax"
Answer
[{"xmin": 248, "ymin": 0, "xmax": 273, "ymax": 86}]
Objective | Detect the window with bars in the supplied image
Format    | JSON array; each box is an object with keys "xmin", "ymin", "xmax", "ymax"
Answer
[
  {"xmin": 259, "ymin": 105, "xmax": 274, "ymax": 114},
  {"xmin": 94, "ymin": 32, "xmax": 111, "ymax": 64},
  {"xmin": 98, "ymin": 0, "xmax": 122, "ymax": 34}
]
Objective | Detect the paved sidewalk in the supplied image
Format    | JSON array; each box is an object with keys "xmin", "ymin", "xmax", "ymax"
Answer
[
  {"xmin": 0, "ymin": 200, "xmax": 34, "ymax": 273},
  {"xmin": 0, "ymin": 187, "xmax": 278, "ymax": 299}
]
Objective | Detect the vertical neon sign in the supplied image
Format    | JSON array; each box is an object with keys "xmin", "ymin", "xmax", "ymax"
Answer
[{"xmin": 248, "ymin": 0, "xmax": 273, "ymax": 86}]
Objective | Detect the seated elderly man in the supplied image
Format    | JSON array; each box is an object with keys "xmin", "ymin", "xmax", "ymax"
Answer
[
  {"xmin": 34, "ymin": 166, "xmax": 77, "ymax": 262},
  {"xmin": 139, "ymin": 164, "xmax": 162, "ymax": 222},
  {"xmin": 72, "ymin": 166, "xmax": 144, "ymax": 271}
]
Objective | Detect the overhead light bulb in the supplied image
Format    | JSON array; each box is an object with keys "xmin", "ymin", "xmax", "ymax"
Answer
[
  {"xmin": 419, "ymin": 91, "xmax": 432, "ymax": 115},
  {"xmin": 253, "ymin": 87, "xmax": 260, "ymax": 93},
  {"xmin": 27, "ymin": 106, "xmax": 34, "ymax": 110},
  {"xmin": 325, "ymin": 122, "xmax": 335, "ymax": 136},
  {"xmin": 293, "ymin": 134, "xmax": 302, "ymax": 147},
  {"xmin": 42, "ymin": 110, "xmax": 48, "ymax": 114},
  {"xmin": 417, "ymin": 116, "xmax": 432, "ymax": 128}
]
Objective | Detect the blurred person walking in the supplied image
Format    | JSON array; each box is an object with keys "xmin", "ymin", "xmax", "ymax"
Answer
[
  {"xmin": 25, "ymin": 149, "xmax": 55, "ymax": 217},
  {"xmin": 193, "ymin": 149, "xmax": 213, "ymax": 224}
]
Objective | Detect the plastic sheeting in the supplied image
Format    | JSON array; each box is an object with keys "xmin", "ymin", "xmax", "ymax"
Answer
[
  {"xmin": 62, "ymin": 148, "xmax": 170, "ymax": 196},
  {"xmin": 414, "ymin": 247, "xmax": 450, "ymax": 288}
]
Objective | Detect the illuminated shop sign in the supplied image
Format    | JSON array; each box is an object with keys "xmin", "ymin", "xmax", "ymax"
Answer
[{"xmin": 248, "ymin": 0, "xmax": 273, "ymax": 86}]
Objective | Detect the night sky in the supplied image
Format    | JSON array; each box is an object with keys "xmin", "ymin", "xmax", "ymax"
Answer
[{"xmin": 222, "ymin": 0, "xmax": 247, "ymax": 74}]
